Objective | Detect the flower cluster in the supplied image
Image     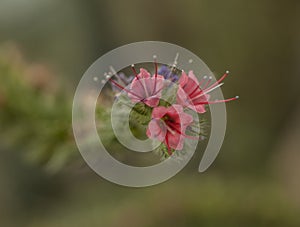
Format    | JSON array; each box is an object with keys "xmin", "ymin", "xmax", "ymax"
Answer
[{"xmin": 108, "ymin": 62, "xmax": 238, "ymax": 156}]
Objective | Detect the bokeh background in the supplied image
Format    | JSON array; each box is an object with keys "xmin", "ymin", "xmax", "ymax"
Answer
[{"xmin": 1, "ymin": 0, "xmax": 300, "ymax": 226}]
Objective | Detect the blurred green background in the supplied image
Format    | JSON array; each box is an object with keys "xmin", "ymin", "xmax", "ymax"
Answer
[{"xmin": 1, "ymin": 0, "xmax": 300, "ymax": 226}]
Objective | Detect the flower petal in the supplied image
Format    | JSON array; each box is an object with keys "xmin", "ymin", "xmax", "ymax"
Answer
[
  {"xmin": 152, "ymin": 106, "xmax": 168, "ymax": 119},
  {"xmin": 146, "ymin": 119, "xmax": 166, "ymax": 142},
  {"xmin": 167, "ymin": 132, "xmax": 184, "ymax": 150},
  {"xmin": 144, "ymin": 97, "xmax": 160, "ymax": 107},
  {"xmin": 137, "ymin": 68, "xmax": 151, "ymax": 79}
]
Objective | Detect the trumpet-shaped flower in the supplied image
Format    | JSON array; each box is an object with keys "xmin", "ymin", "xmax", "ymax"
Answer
[
  {"xmin": 177, "ymin": 70, "xmax": 238, "ymax": 113},
  {"xmin": 146, "ymin": 104, "xmax": 194, "ymax": 154},
  {"xmin": 128, "ymin": 68, "xmax": 164, "ymax": 107}
]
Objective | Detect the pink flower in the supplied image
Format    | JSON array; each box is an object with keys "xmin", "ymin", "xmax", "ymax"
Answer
[
  {"xmin": 177, "ymin": 70, "xmax": 238, "ymax": 113},
  {"xmin": 177, "ymin": 70, "xmax": 210, "ymax": 113},
  {"xmin": 128, "ymin": 68, "xmax": 165, "ymax": 107},
  {"xmin": 146, "ymin": 104, "xmax": 194, "ymax": 154}
]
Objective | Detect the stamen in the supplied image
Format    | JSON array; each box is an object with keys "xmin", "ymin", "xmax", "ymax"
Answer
[
  {"xmin": 202, "ymin": 76, "xmax": 212, "ymax": 89},
  {"xmin": 131, "ymin": 64, "xmax": 138, "ymax": 77},
  {"xmin": 198, "ymin": 75, "xmax": 208, "ymax": 87},
  {"xmin": 142, "ymin": 78, "xmax": 149, "ymax": 97},
  {"xmin": 190, "ymin": 82, "xmax": 224, "ymax": 101},
  {"xmin": 166, "ymin": 53, "xmax": 179, "ymax": 79},
  {"xmin": 108, "ymin": 78, "xmax": 142, "ymax": 99},
  {"xmin": 205, "ymin": 70, "xmax": 230, "ymax": 92},
  {"xmin": 203, "ymin": 82, "xmax": 224, "ymax": 94},
  {"xmin": 109, "ymin": 66, "xmax": 126, "ymax": 85},
  {"xmin": 153, "ymin": 58, "xmax": 158, "ymax": 94},
  {"xmin": 189, "ymin": 77, "xmax": 205, "ymax": 97},
  {"xmin": 194, "ymin": 96, "xmax": 239, "ymax": 105},
  {"xmin": 166, "ymin": 124, "xmax": 176, "ymax": 135},
  {"xmin": 105, "ymin": 73, "xmax": 110, "ymax": 80}
]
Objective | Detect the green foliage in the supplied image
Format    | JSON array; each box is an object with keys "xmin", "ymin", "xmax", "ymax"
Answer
[
  {"xmin": 129, "ymin": 102, "xmax": 153, "ymax": 126},
  {"xmin": 154, "ymin": 143, "xmax": 175, "ymax": 158},
  {"xmin": 0, "ymin": 45, "xmax": 76, "ymax": 173},
  {"xmin": 95, "ymin": 103, "xmax": 115, "ymax": 146}
]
